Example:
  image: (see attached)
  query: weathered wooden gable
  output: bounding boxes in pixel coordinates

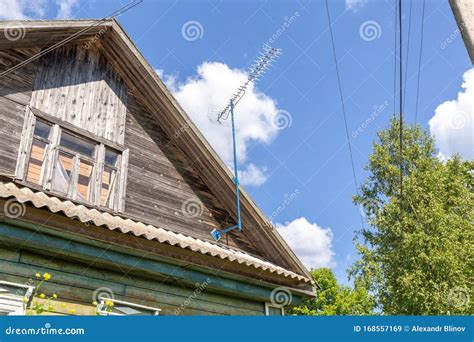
[30,45,127,144]
[0,42,261,256]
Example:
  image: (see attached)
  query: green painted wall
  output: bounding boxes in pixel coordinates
[0,244,265,315]
[0,220,303,315]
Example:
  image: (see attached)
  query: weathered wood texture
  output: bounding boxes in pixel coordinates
[24,43,260,255]
[30,45,127,144]
[0,48,39,176]
[0,244,265,316]
[0,43,266,260]
[124,96,260,254]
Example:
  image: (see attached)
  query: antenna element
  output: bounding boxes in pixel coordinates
[210,45,281,241]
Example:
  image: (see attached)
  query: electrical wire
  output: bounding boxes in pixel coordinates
[414,0,426,125]
[393,0,398,115]
[398,0,404,204]
[324,0,365,228]
[403,0,413,113]
[0,0,142,79]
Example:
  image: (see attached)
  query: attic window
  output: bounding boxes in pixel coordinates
[17,108,129,212]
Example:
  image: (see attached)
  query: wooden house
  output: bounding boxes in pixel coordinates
[0,19,315,316]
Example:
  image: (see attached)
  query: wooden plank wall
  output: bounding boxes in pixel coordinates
[30,45,127,144]
[0,43,262,257]
[0,48,39,175]
[0,244,265,316]
[124,95,260,255]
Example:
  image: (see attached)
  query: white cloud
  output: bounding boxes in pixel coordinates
[276,217,335,270]
[239,163,267,187]
[345,0,369,12]
[0,0,78,20]
[429,67,474,160]
[55,0,79,19]
[162,62,285,187]
[0,0,46,19]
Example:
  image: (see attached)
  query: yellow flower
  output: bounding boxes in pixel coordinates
[92,301,98,306]
[105,300,114,307]
[22,297,28,303]
[35,273,41,278]
[39,293,46,299]
[43,273,51,281]
[69,309,76,314]
[52,294,57,299]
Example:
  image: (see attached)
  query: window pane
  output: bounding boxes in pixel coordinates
[101,166,117,207]
[33,121,51,140]
[76,160,93,201]
[26,138,47,184]
[104,148,119,166]
[268,306,283,316]
[51,152,73,194]
[59,132,95,157]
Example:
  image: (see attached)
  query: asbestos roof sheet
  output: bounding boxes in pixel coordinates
[0,182,312,284]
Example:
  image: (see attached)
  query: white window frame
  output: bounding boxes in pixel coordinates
[265,302,285,316]
[16,107,129,212]
[97,298,161,316]
[0,281,34,316]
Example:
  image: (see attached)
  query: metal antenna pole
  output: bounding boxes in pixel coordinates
[210,46,281,242]
[229,99,242,231]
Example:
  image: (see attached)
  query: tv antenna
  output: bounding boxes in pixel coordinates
[211,44,282,242]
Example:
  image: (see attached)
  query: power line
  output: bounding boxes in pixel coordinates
[324,0,365,228]
[0,0,142,79]
[403,0,413,113]
[398,0,404,204]
[393,0,398,115]
[414,0,426,125]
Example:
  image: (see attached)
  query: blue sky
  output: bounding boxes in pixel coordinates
[2,0,472,284]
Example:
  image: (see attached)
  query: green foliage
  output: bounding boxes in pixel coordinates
[351,116,473,315]
[289,268,375,315]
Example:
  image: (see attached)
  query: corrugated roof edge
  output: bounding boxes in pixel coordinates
[0,181,313,285]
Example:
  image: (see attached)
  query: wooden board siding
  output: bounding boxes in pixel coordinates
[0,245,265,316]
[30,45,127,144]
[0,44,262,256]
[0,48,39,176]
[124,95,261,255]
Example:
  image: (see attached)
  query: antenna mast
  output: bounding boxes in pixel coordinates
[211,45,281,242]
